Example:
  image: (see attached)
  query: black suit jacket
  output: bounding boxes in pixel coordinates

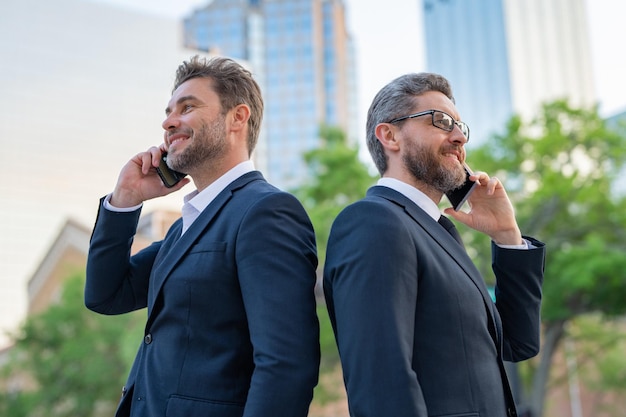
[85,171,320,417]
[323,186,545,417]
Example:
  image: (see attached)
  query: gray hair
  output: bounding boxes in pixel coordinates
[366,73,455,175]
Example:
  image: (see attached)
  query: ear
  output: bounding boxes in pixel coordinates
[375,123,400,151]
[229,104,250,132]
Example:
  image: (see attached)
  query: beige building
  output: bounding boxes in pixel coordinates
[25,210,182,316]
[0,209,179,400]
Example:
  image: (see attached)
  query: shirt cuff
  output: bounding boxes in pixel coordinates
[103,193,143,212]
[495,238,533,250]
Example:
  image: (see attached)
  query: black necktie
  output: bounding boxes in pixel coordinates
[438,215,464,248]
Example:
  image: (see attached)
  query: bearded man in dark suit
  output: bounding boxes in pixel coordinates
[324,72,545,417]
[85,56,319,417]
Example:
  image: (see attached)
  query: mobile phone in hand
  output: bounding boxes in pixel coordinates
[156,152,186,188]
[445,163,477,211]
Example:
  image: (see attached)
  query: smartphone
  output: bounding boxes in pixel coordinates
[156,152,186,188]
[445,163,477,211]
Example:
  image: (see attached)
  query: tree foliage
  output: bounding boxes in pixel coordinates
[0,275,143,417]
[466,100,626,417]
[294,124,377,260]
[570,316,626,394]
[295,125,375,415]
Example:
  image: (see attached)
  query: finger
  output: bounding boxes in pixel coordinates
[469,171,489,186]
[443,207,471,226]
[487,176,500,195]
[170,177,191,192]
[146,146,163,169]
[139,152,155,175]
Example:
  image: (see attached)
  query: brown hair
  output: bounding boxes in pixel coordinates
[174,56,264,155]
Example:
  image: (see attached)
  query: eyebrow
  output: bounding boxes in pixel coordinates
[165,95,201,115]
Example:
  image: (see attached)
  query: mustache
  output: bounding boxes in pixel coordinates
[167,128,193,140]
[441,145,463,154]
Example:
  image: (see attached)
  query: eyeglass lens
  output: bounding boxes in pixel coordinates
[434,111,469,139]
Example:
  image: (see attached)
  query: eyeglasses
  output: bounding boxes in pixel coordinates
[388,110,470,141]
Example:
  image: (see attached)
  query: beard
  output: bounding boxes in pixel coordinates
[402,142,466,193]
[167,116,227,174]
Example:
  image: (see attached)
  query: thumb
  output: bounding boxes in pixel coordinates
[443,207,470,226]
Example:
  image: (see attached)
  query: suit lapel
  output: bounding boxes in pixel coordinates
[368,186,497,324]
[146,171,263,322]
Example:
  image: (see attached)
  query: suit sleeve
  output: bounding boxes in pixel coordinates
[323,201,428,417]
[84,197,160,315]
[493,236,546,361]
[236,191,320,417]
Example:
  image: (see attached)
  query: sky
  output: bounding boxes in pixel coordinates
[93,0,626,120]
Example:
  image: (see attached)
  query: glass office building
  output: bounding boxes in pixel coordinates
[184,0,357,190]
[423,0,595,145]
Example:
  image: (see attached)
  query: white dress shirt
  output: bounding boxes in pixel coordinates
[377,177,529,250]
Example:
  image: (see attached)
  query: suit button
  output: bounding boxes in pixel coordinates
[144,334,152,344]
[507,407,517,417]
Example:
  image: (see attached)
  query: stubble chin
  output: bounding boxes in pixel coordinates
[171,121,227,174]
[166,146,189,173]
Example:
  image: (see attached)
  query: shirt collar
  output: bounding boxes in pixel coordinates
[184,160,255,213]
[377,177,441,221]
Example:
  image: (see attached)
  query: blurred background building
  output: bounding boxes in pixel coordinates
[423,0,595,144]
[183,0,358,189]
[0,0,211,348]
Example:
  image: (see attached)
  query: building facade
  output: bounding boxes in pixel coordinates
[183,0,357,190]
[0,0,210,349]
[423,0,595,144]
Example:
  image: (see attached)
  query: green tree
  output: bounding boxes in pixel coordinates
[294,124,377,261]
[294,125,376,416]
[566,315,626,417]
[0,274,143,417]
[466,100,626,417]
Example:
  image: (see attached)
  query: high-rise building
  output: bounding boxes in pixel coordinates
[183,0,357,189]
[423,0,595,144]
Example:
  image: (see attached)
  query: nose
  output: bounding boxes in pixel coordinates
[162,112,180,131]
[450,124,468,145]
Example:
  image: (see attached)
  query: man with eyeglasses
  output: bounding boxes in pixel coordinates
[323,73,545,417]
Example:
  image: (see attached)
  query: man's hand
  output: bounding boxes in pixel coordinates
[110,145,190,208]
[444,172,523,245]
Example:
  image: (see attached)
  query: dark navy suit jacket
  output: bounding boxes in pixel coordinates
[86,171,320,417]
[323,186,545,417]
